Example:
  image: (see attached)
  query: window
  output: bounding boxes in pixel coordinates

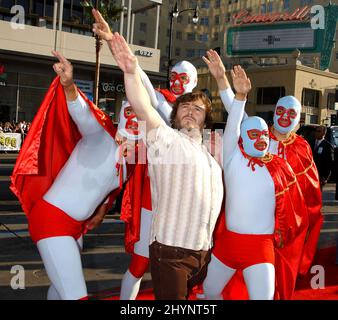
[216,0,221,8]
[186,49,195,58]
[175,48,181,56]
[225,13,231,22]
[187,33,196,41]
[198,49,206,57]
[177,16,183,23]
[201,1,209,9]
[189,0,197,7]
[327,93,336,110]
[140,22,147,32]
[336,52,338,60]
[302,88,320,108]
[267,2,273,12]
[213,32,219,41]
[139,40,146,46]
[200,17,209,26]
[215,15,220,25]
[176,31,182,40]
[257,87,286,105]
[284,0,290,10]
[310,115,318,124]
[199,34,208,42]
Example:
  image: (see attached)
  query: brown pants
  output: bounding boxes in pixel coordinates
[149,241,211,300]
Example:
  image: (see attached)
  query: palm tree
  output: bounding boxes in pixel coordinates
[81,0,122,106]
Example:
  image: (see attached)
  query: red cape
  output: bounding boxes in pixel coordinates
[120,161,151,253]
[218,154,308,300]
[269,130,323,275]
[10,76,119,216]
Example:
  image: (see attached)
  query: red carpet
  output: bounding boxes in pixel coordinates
[92,247,338,300]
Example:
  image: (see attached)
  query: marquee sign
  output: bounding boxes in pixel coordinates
[227,23,322,56]
[233,6,311,26]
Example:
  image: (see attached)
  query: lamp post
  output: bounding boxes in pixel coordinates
[167,1,199,88]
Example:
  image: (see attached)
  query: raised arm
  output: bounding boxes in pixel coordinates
[108,33,163,133]
[203,50,248,121]
[92,9,169,126]
[223,66,252,165]
[52,51,103,136]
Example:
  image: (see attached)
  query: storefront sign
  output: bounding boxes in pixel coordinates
[233,6,311,26]
[0,133,22,151]
[135,49,154,58]
[101,82,125,93]
[74,79,93,94]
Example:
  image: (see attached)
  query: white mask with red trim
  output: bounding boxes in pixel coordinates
[240,117,270,158]
[169,61,198,97]
[117,101,142,141]
[273,96,301,134]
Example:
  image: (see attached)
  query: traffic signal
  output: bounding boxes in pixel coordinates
[331,114,337,126]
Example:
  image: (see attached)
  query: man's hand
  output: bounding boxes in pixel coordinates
[92,9,113,41]
[231,65,251,100]
[52,51,77,101]
[85,203,108,231]
[202,50,226,80]
[202,50,230,90]
[109,33,138,74]
[52,51,74,87]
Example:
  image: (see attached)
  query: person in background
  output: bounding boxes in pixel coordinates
[311,125,334,190]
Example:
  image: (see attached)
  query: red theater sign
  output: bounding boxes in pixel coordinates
[233,6,311,25]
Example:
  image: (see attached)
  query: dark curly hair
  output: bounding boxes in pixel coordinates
[170,91,213,130]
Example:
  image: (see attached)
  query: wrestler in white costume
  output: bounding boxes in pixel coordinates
[115,101,154,300]
[37,52,126,300]
[137,61,198,124]
[91,9,199,300]
[202,66,277,300]
[203,49,302,158]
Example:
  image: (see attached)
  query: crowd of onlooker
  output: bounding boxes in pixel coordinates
[0,121,31,136]
[0,121,31,152]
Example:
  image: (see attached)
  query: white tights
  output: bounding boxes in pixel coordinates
[38,236,86,300]
[203,254,275,300]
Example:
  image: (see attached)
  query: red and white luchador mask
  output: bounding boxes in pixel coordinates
[240,116,269,158]
[169,61,197,97]
[117,101,142,141]
[273,96,302,134]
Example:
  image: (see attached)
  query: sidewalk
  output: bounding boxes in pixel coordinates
[0,184,337,300]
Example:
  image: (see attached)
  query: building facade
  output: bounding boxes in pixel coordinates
[0,0,164,123]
